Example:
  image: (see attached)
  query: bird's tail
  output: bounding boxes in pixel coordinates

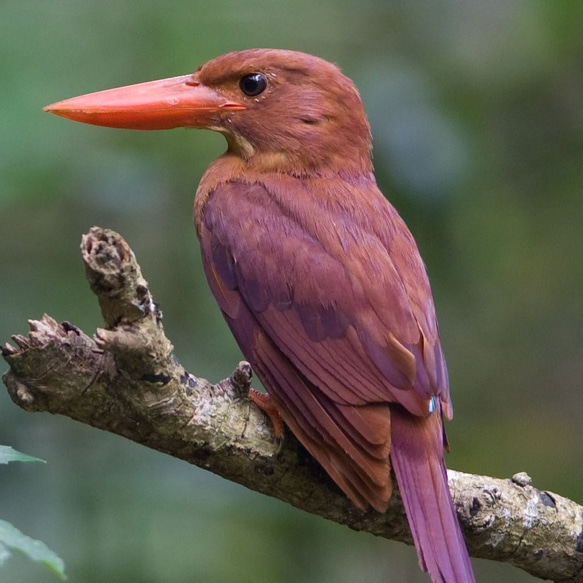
[390,406,475,583]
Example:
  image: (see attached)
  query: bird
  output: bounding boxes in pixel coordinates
[44,48,475,582]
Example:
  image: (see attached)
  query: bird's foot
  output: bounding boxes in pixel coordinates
[248,388,285,441]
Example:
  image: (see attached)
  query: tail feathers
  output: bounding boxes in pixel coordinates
[390,407,475,583]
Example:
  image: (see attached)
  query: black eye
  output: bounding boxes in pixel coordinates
[239,73,267,97]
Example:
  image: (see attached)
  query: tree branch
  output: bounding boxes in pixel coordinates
[2,227,582,582]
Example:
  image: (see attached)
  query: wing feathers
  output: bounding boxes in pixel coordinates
[253,330,392,510]
[198,175,452,513]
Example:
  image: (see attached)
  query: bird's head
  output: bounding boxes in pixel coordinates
[44,49,372,175]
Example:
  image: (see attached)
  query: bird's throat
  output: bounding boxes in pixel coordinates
[221,130,256,160]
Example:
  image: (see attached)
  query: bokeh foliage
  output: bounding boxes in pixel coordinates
[1,1,582,581]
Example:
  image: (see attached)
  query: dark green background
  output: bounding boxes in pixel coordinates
[1,1,582,581]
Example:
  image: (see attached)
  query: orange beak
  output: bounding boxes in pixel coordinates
[43,74,245,130]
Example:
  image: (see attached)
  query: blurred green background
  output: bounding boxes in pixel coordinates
[1,1,582,581]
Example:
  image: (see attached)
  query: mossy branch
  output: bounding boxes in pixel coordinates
[3,227,582,582]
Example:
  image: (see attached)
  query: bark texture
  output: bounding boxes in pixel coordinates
[2,227,582,582]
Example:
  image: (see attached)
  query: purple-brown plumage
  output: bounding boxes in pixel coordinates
[44,48,475,583]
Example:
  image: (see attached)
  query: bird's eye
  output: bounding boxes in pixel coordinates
[239,73,267,97]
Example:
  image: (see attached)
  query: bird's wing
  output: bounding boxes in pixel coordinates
[199,177,450,411]
[197,177,449,510]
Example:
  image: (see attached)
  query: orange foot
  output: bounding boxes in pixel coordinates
[248,389,285,439]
